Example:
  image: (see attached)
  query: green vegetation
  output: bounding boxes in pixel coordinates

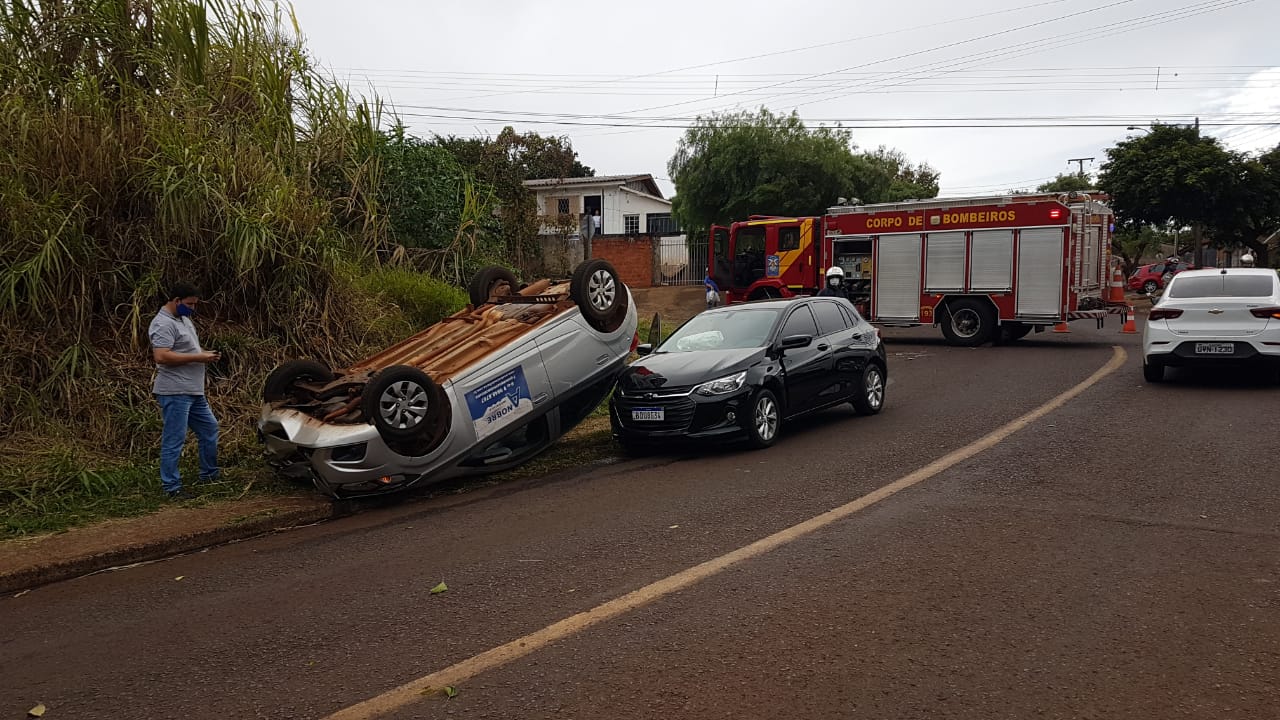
[667,108,939,232]
[1099,125,1280,267]
[0,0,493,536]
[1037,174,1095,193]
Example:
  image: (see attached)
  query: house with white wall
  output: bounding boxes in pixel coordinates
[523,174,680,237]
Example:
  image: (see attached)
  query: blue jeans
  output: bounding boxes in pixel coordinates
[157,394,220,493]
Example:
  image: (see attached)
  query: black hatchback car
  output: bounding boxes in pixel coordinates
[609,297,887,451]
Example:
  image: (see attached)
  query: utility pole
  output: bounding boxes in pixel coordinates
[1067,157,1095,180]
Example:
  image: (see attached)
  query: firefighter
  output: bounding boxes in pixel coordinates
[817,266,846,297]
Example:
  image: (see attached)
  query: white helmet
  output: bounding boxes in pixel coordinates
[826,266,845,281]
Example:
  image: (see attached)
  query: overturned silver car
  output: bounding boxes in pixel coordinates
[257,259,637,497]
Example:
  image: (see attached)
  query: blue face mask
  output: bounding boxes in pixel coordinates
[176,302,195,318]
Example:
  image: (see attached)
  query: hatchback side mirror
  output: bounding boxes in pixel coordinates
[778,334,813,350]
[635,343,653,356]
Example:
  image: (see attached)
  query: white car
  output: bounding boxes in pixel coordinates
[1142,267,1280,383]
[257,260,638,497]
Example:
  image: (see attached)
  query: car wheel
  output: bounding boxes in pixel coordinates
[263,359,334,402]
[1142,280,1159,295]
[361,365,451,451]
[940,299,996,347]
[468,266,519,307]
[851,362,886,415]
[571,259,628,332]
[745,388,781,449]
[1143,360,1166,383]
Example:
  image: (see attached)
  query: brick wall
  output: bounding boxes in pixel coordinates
[591,235,654,288]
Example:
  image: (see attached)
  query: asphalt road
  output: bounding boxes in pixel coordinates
[3,323,1278,719]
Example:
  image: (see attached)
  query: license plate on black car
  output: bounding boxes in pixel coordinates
[631,407,664,421]
[1194,343,1234,355]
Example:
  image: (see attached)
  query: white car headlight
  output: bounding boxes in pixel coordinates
[693,371,747,396]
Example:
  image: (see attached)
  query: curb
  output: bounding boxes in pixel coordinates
[0,502,350,595]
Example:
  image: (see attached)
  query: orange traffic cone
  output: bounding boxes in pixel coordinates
[1052,320,1071,333]
[1121,306,1137,334]
[1108,264,1127,303]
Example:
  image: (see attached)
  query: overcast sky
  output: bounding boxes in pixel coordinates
[293,0,1279,200]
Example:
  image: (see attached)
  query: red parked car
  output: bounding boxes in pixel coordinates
[1128,260,1199,294]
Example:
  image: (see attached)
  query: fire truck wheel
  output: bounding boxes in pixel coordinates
[850,362,886,416]
[468,266,519,306]
[263,359,335,402]
[745,388,781,449]
[940,299,997,347]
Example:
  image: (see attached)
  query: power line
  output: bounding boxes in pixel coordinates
[335,0,1084,104]
[391,111,1280,130]
[566,0,1255,139]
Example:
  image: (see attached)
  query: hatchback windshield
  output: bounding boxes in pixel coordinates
[658,308,780,352]
[1168,274,1277,299]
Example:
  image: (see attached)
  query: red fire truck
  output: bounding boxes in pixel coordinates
[707,192,1127,345]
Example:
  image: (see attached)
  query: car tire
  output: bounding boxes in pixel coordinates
[851,362,886,415]
[571,259,628,332]
[263,359,334,402]
[361,365,451,451]
[1143,280,1159,295]
[745,388,781,449]
[940,299,996,347]
[1143,360,1166,383]
[468,266,519,307]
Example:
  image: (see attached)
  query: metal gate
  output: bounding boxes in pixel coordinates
[656,235,707,286]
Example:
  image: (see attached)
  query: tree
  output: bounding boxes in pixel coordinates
[1097,125,1237,238]
[863,147,941,202]
[667,108,938,231]
[1209,144,1280,267]
[435,127,593,269]
[1037,174,1094,193]
[1111,224,1174,276]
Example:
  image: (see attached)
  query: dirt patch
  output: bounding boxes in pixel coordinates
[630,286,706,331]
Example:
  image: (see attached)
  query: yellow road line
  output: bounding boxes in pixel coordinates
[326,345,1128,720]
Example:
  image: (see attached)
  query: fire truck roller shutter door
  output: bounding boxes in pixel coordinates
[970,230,1014,292]
[1017,228,1065,318]
[924,232,966,292]
[876,234,923,320]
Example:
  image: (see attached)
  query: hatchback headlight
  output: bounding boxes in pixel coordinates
[693,371,747,396]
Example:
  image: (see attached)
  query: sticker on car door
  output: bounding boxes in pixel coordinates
[465,366,534,441]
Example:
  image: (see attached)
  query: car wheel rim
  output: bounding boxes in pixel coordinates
[379,380,430,429]
[952,308,981,338]
[755,395,778,441]
[588,269,616,312]
[865,369,884,409]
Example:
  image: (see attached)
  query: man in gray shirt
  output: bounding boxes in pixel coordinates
[148,282,222,500]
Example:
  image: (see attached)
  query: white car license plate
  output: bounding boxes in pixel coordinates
[1194,343,1235,355]
[631,407,665,421]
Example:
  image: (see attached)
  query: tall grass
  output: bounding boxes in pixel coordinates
[0,0,471,532]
